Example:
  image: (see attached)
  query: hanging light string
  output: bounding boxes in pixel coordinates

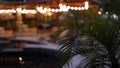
[37,1,89,13]
[0,1,89,14]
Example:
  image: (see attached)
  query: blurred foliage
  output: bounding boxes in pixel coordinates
[98,0,120,15]
[57,8,120,68]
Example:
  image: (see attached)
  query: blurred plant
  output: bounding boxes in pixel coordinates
[57,8,120,68]
[94,0,120,15]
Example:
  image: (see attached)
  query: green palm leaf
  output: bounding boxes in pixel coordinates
[58,8,120,68]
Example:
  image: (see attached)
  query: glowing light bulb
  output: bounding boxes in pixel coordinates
[70,7,74,10]
[55,9,59,12]
[98,11,102,15]
[19,57,22,61]
[106,12,109,15]
[51,9,55,12]
[0,10,4,13]
[48,8,52,12]
[16,8,22,12]
[78,7,81,10]
[74,7,78,10]
[85,1,89,10]
[81,7,85,10]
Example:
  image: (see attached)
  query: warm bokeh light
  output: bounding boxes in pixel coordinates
[98,11,102,15]
[46,12,52,16]
[81,7,85,10]
[19,57,23,61]
[51,9,55,12]
[74,7,78,10]
[85,1,89,10]
[0,9,16,13]
[59,4,69,12]
[0,1,89,14]
[78,7,81,10]
[55,9,59,12]
[37,6,47,14]
[16,8,37,14]
[47,8,52,12]
[105,12,109,15]
[37,1,89,13]
[16,8,22,13]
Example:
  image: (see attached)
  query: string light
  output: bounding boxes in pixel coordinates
[0,1,89,14]
[78,7,81,10]
[85,1,89,10]
[37,1,89,13]
[0,9,16,13]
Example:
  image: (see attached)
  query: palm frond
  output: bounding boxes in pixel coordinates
[59,32,78,67]
[58,8,120,68]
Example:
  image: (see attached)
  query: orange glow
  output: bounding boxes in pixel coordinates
[98,11,102,15]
